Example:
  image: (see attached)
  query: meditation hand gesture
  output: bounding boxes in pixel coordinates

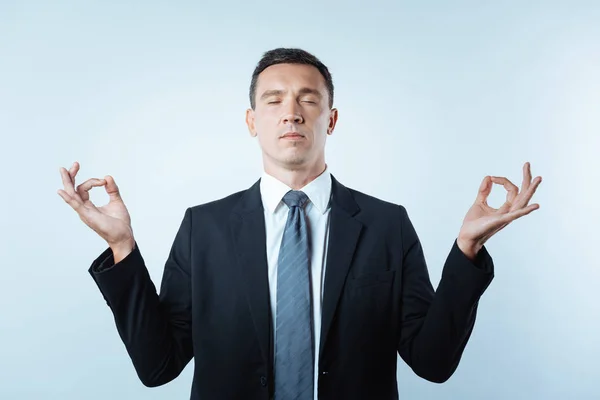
[457,162,542,260]
[57,161,135,261]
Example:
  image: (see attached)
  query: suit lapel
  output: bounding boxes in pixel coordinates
[229,179,271,365]
[228,175,364,368]
[319,175,363,362]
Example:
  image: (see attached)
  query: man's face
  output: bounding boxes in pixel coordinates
[246,63,338,170]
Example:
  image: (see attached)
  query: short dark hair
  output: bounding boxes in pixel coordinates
[249,48,334,110]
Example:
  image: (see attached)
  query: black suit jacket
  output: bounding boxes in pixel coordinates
[89,175,494,400]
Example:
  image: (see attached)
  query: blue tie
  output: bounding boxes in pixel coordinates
[274,190,314,400]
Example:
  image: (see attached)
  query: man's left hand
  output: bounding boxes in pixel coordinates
[457,162,542,261]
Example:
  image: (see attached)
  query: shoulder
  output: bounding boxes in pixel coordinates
[344,186,408,217]
[185,188,247,219]
[193,189,246,210]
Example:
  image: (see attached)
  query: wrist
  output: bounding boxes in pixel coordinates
[110,239,135,263]
[457,237,480,261]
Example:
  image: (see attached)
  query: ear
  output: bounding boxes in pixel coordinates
[327,108,338,135]
[246,108,257,137]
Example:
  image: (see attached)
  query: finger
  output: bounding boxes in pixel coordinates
[490,176,519,204]
[513,175,543,209]
[59,167,79,197]
[57,188,85,213]
[59,167,73,192]
[498,203,540,224]
[475,176,493,205]
[521,162,532,193]
[104,175,123,202]
[69,161,80,181]
[76,178,107,202]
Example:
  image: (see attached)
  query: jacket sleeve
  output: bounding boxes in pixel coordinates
[88,207,193,387]
[396,205,494,383]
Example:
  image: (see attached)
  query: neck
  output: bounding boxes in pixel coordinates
[264,160,327,190]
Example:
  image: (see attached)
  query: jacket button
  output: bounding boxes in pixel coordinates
[260,376,268,387]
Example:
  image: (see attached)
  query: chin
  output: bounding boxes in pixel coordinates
[280,153,311,167]
[263,147,312,168]
[278,155,305,166]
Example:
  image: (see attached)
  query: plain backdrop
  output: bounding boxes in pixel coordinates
[1,0,599,399]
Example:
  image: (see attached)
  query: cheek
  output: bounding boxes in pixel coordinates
[254,111,278,131]
[313,114,331,133]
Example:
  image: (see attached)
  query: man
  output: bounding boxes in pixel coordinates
[57,48,542,400]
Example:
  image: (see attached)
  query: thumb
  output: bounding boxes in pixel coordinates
[104,175,122,201]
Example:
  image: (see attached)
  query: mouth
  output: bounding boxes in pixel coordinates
[281,132,305,139]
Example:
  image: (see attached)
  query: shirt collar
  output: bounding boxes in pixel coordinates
[260,165,332,215]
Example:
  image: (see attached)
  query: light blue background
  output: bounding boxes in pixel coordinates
[1,0,599,398]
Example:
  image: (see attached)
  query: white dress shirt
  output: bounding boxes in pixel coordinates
[260,165,332,400]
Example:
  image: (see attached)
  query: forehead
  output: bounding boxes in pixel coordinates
[256,63,327,93]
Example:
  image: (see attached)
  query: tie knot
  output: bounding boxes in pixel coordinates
[282,190,309,208]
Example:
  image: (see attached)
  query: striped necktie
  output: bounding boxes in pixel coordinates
[274,190,314,400]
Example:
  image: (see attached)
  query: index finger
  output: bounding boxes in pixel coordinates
[490,176,519,203]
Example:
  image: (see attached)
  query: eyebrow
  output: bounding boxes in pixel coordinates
[259,87,323,101]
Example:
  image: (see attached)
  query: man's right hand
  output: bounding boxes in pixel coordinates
[58,161,135,263]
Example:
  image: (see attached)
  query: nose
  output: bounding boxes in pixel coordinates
[282,113,303,124]
[281,103,304,124]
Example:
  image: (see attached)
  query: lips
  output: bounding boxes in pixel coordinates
[281,132,304,138]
